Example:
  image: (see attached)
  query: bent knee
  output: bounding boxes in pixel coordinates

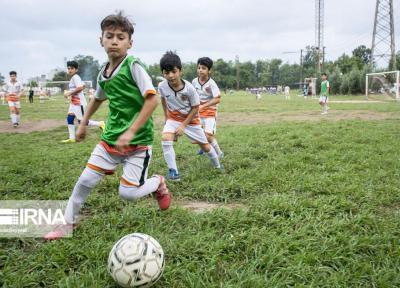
[119,184,139,201]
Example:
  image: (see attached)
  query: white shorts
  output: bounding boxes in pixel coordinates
[162,119,208,144]
[200,117,217,135]
[87,144,152,187]
[319,96,329,103]
[68,104,85,120]
[8,101,21,109]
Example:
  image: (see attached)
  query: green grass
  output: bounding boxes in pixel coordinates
[1,92,400,287]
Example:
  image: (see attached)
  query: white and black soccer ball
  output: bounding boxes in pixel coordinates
[108,233,165,287]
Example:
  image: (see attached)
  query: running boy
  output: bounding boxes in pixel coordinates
[4,71,24,127]
[44,12,171,240]
[192,57,224,158]
[319,73,330,115]
[62,60,105,143]
[158,52,223,181]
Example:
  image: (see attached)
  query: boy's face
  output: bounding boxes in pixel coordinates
[162,67,182,86]
[197,64,210,78]
[100,28,132,59]
[322,74,327,80]
[10,75,17,82]
[67,67,77,76]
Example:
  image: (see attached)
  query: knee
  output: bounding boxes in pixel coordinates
[67,114,75,125]
[162,140,173,148]
[119,184,139,201]
[201,143,211,153]
[77,168,102,188]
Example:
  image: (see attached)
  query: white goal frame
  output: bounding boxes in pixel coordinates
[39,80,93,89]
[365,70,400,100]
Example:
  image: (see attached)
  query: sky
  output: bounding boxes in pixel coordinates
[0,0,399,82]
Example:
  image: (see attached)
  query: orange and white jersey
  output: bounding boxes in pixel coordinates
[5,80,23,102]
[69,74,87,106]
[192,77,220,118]
[158,79,200,125]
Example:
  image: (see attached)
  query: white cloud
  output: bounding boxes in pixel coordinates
[0,0,398,81]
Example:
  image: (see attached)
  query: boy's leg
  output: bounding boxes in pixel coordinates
[184,125,222,169]
[44,144,118,240]
[8,103,17,126]
[161,120,180,178]
[203,117,223,158]
[67,114,76,140]
[119,148,171,210]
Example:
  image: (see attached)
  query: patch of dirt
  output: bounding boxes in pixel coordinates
[217,110,398,125]
[178,201,245,214]
[0,119,65,133]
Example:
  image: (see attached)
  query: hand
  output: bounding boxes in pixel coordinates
[64,90,70,99]
[175,124,185,137]
[76,125,87,142]
[199,105,205,112]
[116,130,135,152]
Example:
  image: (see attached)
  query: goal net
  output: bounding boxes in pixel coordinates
[366,71,400,101]
[38,81,93,96]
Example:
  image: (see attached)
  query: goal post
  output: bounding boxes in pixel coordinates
[366,70,400,100]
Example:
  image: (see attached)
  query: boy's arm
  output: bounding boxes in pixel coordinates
[161,97,168,121]
[200,96,220,110]
[175,105,199,137]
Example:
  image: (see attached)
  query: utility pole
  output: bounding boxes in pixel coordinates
[371,0,396,70]
[315,0,324,75]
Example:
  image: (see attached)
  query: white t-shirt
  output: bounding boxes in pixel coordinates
[69,74,86,106]
[158,79,200,125]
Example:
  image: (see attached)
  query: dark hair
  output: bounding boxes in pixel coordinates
[160,51,182,72]
[67,61,79,69]
[101,11,135,39]
[321,72,328,77]
[9,71,17,76]
[197,57,213,70]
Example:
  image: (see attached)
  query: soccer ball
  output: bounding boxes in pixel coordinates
[108,233,165,287]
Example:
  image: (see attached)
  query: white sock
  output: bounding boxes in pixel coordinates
[10,114,17,124]
[64,168,103,224]
[162,141,178,172]
[119,176,160,201]
[324,104,328,112]
[68,124,76,140]
[16,114,20,123]
[210,139,223,157]
[207,146,221,168]
[88,120,100,127]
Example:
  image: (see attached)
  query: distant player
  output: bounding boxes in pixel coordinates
[319,73,330,115]
[44,12,171,240]
[158,51,223,181]
[284,85,290,100]
[4,71,24,128]
[39,88,46,104]
[192,57,224,158]
[62,60,105,143]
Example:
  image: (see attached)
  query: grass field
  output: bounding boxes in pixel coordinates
[1,91,400,287]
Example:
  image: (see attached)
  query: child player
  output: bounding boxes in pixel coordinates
[44,12,171,240]
[158,51,223,181]
[319,73,330,115]
[4,71,24,128]
[192,57,224,158]
[61,60,105,143]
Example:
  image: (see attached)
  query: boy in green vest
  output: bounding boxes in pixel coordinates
[319,73,330,115]
[44,12,171,240]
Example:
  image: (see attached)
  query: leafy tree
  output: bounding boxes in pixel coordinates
[73,55,101,88]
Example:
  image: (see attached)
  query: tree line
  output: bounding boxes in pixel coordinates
[3,45,398,95]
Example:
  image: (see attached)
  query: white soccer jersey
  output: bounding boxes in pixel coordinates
[158,79,200,125]
[69,74,86,106]
[5,80,23,101]
[192,77,220,117]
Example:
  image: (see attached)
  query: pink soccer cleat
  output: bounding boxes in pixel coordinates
[43,224,74,241]
[154,175,172,210]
